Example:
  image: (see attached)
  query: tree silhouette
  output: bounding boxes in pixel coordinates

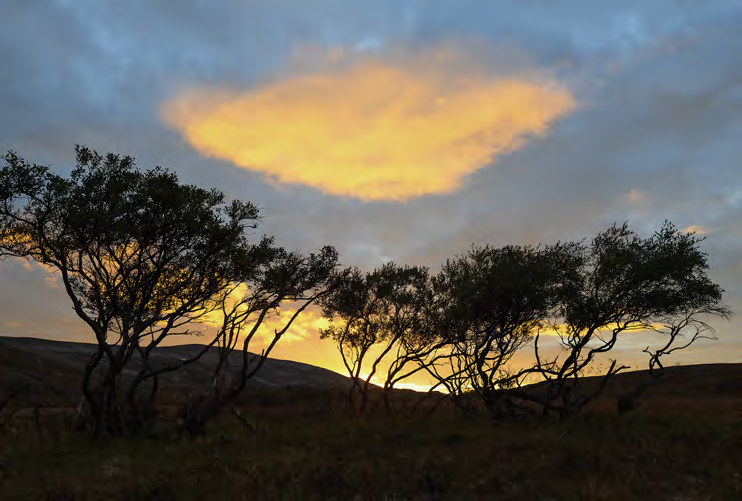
[180,243,338,435]
[319,262,433,412]
[523,222,731,416]
[423,243,568,417]
[0,146,336,435]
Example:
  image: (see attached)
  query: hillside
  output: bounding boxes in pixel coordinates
[559,362,742,420]
[2,337,741,499]
[0,336,351,405]
[1,336,740,419]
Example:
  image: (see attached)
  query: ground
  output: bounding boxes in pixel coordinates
[1,392,740,500]
[1,339,740,499]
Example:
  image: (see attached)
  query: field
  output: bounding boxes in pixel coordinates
[1,389,741,500]
[1,337,741,500]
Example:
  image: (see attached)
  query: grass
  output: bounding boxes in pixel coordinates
[1,394,741,500]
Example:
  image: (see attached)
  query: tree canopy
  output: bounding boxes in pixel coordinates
[320,223,730,418]
[0,146,338,435]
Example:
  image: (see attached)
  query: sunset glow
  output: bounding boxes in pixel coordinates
[681,225,709,235]
[162,46,576,201]
[198,285,330,347]
[254,307,330,345]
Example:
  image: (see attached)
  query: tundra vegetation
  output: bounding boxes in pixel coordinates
[0,146,737,499]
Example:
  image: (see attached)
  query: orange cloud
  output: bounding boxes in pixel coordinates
[198,287,328,347]
[162,45,576,201]
[540,322,666,337]
[12,257,61,288]
[253,307,329,346]
[681,224,709,235]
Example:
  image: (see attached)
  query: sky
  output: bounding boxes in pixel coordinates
[1,0,741,381]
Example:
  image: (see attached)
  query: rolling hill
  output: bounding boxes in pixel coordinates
[0,336,352,406]
[1,336,740,420]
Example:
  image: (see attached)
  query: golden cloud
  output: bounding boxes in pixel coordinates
[681,224,709,235]
[10,257,62,288]
[253,307,330,345]
[198,286,329,347]
[540,322,666,337]
[162,45,576,201]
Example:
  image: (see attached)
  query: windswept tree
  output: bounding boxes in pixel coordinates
[423,244,568,417]
[179,244,339,435]
[526,222,730,416]
[319,262,433,412]
[616,299,730,413]
[0,146,335,435]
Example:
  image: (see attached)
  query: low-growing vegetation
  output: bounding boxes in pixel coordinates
[1,388,740,500]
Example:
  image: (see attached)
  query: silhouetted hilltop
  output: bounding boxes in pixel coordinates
[0,336,351,404]
[579,362,742,419]
[1,336,740,419]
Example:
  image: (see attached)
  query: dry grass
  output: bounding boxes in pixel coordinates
[1,390,740,500]
[1,339,740,499]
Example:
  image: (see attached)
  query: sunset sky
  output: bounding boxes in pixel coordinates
[1,1,741,380]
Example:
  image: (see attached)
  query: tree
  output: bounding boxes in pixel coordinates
[423,244,567,417]
[525,222,731,416]
[319,262,433,412]
[179,243,339,435]
[616,303,729,414]
[0,146,323,435]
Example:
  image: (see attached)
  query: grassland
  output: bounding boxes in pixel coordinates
[1,388,741,501]
[1,338,740,499]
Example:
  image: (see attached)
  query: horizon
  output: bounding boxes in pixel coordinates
[3,334,737,397]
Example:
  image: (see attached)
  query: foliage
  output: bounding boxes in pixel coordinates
[0,146,732,431]
[181,244,339,435]
[424,243,570,416]
[0,146,338,435]
[320,222,730,419]
[526,222,731,416]
[319,262,432,411]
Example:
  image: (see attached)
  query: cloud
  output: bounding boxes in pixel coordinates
[254,307,330,345]
[536,322,666,339]
[162,44,575,201]
[681,224,709,235]
[197,286,329,347]
[8,258,62,288]
[0,257,84,339]
[624,189,646,205]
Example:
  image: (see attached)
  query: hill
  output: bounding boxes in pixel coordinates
[1,336,740,419]
[1,337,741,499]
[558,362,742,420]
[0,336,351,405]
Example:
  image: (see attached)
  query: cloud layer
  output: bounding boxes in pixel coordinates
[163,45,575,200]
